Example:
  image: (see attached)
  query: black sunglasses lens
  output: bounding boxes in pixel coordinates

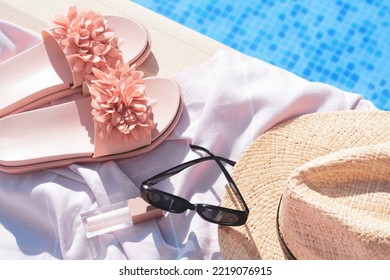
[198,207,244,225]
[142,189,189,213]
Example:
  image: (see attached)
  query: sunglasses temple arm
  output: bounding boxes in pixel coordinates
[216,159,250,213]
[217,156,236,166]
[143,156,232,186]
[191,145,249,213]
[143,160,198,185]
[190,145,235,166]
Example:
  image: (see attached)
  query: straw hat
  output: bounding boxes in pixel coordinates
[218,110,390,260]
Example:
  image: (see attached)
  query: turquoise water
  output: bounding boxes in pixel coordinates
[134,0,390,110]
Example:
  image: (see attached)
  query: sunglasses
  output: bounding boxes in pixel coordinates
[140,144,249,226]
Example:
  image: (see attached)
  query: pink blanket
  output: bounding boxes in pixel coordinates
[0,22,377,259]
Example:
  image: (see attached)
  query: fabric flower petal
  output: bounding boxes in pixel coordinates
[89,62,156,144]
[48,6,124,84]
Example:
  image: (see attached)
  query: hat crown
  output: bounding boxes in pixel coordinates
[279,143,390,260]
[218,110,390,260]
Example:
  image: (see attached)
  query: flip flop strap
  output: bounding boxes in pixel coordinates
[90,63,155,157]
[42,7,156,157]
[41,6,123,89]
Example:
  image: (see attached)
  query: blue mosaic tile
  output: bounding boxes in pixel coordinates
[133,0,390,110]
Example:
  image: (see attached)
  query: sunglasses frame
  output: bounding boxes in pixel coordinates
[140,144,250,226]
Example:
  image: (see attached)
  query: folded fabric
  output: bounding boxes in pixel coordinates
[0,20,40,63]
[0,22,377,259]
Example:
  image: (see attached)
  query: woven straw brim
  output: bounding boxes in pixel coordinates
[218,110,390,260]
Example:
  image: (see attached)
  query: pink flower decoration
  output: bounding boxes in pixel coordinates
[48,6,123,82]
[90,62,156,143]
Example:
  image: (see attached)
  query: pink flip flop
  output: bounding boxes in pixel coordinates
[0,64,183,174]
[0,6,151,118]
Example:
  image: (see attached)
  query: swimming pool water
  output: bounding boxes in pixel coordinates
[133,0,390,110]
